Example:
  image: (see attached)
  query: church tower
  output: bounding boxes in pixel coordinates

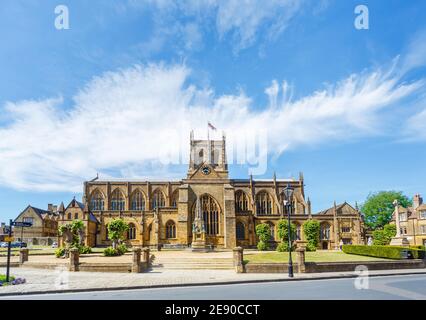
[187,130,228,179]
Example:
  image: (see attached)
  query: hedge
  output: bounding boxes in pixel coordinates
[342,245,425,260]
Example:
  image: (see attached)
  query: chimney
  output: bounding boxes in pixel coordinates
[48,204,53,212]
[52,205,58,213]
[414,194,423,209]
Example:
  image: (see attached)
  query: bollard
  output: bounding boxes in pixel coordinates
[296,247,306,273]
[19,248,29,265]
[132,248,141,273]
[233,247,244,273]
[69,248,79,272]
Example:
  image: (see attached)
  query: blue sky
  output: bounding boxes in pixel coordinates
[1,0,426,222]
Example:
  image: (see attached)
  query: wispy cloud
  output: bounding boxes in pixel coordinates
[126,0,305,54]
[0,54,424,191]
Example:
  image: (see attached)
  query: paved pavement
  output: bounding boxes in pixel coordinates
[5,274,426,300]
[1,265,426,297]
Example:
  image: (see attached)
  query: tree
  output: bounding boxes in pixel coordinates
[373,224,396,245]
[276,220,296,251]
[255,223,270,251]
[361,191,412,229]
[107,219,129,249]
[303,220,320,252]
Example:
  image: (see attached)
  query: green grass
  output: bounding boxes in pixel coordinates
[244,251,392,264]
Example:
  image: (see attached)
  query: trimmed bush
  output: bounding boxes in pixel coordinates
[103,247,121,256]
[276,242,295,252]
[117,244,128,255]
[79,245,92,254]
[342,244,425,260]
[303,220,320,252]
[255,223,271,251]
[277,220,296,243]
[257,241,268,251]
[55,247,66,258]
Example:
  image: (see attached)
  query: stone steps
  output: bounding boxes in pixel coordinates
[150,257,234,270]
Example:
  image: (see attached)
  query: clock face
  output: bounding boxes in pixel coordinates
[201,166,211,175]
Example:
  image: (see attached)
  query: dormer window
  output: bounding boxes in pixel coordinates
[399,213,407,222]
[420,211,426,220]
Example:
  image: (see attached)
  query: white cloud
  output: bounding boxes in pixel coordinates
[0,59,423,192]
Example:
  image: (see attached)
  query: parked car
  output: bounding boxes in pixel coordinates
[51,242,58,248]
[0,242,8,248]
[10,242,27,248]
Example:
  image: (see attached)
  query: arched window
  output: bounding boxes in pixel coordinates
[74,212,78,220]
[127,223,136,240]
[111,189,125,211]
[131,191,145,211]
[256,192,273,215]
[90,190,105,211]
[152,189,165,209]
[266,222,275,240]
[321,223,330,240]
[67,212,72,220]
[192,194,220,235]
[236,222,245,240]
[235,191,249,213]
[171,191,178,208]
[166,221,176,239]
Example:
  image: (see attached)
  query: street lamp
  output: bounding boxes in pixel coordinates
[283,184,294,278]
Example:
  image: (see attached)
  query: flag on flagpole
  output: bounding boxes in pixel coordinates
[208,122,217,131]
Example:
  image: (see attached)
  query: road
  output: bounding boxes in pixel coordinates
[4,274,426,300]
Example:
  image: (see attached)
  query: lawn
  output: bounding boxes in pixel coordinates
[244,250,392,264]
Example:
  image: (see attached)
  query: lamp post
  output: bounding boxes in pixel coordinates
[283,184,294,278]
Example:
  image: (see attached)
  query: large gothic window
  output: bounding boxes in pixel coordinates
[166,220,176,239]
[111,189,125,211]
[193,195,220,236]
[235,191,249,213]
[320,223,330,240]
[90,190,104,211]
[152,189,165,209]
[131,191,145,211]
[127,223,136,240]
[236,222,245,240]
[256,192,273,215]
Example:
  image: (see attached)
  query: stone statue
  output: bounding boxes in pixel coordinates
[61,228,73,258]
[78,228,85,246]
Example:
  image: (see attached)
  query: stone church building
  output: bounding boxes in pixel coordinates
[63,132,366,250]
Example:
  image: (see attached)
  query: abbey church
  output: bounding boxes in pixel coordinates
[14,132,366,250]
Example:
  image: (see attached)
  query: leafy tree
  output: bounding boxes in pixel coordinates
[255,223,270,251]
[373,224,397,245]
[303,220,320,252]
[277,220,296,252]
[107,219,129,249]
[361,191,412,229]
